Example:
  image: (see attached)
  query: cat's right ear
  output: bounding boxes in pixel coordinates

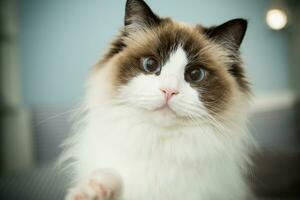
[125,0,160,30]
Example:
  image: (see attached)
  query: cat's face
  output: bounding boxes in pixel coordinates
[94,0,250,126]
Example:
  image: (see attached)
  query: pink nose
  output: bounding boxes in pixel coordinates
[160,88,179,102]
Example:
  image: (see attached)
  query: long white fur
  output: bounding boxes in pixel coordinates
[62,47,254,200]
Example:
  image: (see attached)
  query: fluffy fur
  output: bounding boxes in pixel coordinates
[62,0,256,200]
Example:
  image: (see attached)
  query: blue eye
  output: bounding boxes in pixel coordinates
[142,57,160,74]
[185,67,206,83]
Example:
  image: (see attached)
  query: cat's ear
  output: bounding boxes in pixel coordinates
[125,0,160,30]
[204,19,247,50]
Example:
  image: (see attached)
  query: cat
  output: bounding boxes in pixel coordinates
[62,0,255,199]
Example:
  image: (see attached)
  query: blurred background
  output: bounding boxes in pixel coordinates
[1,0,300,199]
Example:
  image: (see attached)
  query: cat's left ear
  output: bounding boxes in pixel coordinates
[204,18,248,50]
[125,0,160,30]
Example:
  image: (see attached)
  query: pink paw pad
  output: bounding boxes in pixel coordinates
[65,170,122,200]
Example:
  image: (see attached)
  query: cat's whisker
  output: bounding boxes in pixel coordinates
[173,101,230,133]
[35,106,87,127]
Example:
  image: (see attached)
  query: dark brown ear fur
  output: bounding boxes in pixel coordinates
[101,0,160,63]
[203,18,247,50]
[201,19,249,91]
[125,0,161,28]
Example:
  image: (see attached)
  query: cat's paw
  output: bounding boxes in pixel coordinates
[65,170,122,200]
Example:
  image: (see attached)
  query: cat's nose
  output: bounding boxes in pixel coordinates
[160,88,179,102]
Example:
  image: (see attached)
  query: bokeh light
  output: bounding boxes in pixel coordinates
[266,9,288,30]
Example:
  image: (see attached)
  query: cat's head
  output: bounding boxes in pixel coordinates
[91,0,250,126]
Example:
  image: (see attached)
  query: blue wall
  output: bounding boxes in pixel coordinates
[19,0,291,106]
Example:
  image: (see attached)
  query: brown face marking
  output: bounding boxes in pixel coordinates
[101,31,128,64]
[96,0,250,117]
[191,67,234,115]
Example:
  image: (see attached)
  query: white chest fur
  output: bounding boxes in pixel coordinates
[66,105,251,200]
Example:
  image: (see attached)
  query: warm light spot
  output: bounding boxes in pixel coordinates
[266,9,288,30]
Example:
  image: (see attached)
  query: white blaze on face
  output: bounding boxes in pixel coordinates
[118,46,208,119]
[159,47,188,90]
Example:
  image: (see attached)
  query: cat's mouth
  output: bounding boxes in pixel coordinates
[153,103,177,115]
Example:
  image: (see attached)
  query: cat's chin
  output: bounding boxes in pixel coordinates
[153,104,176,115]
[150,113,178,127]
[139,105,184,127]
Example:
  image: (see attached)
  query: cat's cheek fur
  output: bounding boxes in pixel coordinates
[118,74,165,111]
[117,73,209,126]
[85,59,120,108]
[169,85,209,118]
[118,77,177,126]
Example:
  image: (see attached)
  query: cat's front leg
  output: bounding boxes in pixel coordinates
[65,170,122,200]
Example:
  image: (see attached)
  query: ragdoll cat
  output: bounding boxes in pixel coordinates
[63,0,255,199]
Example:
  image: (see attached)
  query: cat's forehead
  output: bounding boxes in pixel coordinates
[161,46,188,75]
[123,19,222,69]
[132,21,201,50]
